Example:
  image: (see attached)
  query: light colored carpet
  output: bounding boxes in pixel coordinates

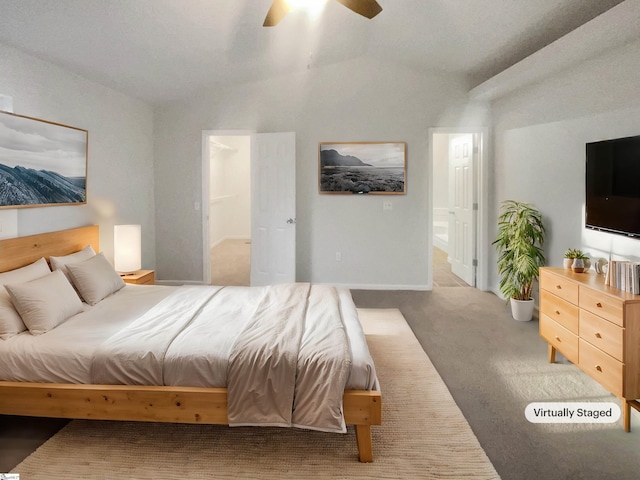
[12,309,499,479]
[210,239,250,286]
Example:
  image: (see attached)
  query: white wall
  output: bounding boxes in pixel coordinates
[0,43,156,267]
[432,135,449,212]
[432,134,449,252]
[209,141,227,245]
[490,38,640,293]
[209,135,251,246]
[155,56,472,287]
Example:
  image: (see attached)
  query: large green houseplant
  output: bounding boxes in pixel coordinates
[493,200,546,321]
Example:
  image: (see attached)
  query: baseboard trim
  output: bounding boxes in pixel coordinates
[210,235,251,249]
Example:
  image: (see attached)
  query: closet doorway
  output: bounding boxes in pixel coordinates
[206,133,252,286]
[201,130,297,287]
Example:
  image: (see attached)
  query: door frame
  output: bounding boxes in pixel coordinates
[201,129,255,284]
[428,127,489,291]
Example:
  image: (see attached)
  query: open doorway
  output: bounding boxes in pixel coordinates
[201,131,297,287]
[429,128,488,290]
[204,133,252,286]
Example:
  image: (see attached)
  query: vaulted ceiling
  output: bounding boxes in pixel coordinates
[0,0,625,104]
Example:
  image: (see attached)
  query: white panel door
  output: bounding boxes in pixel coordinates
[250,132,296,286]
[448,134,476,286]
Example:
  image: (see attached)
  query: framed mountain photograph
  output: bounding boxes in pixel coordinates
[0,111,88,209]
[319,142,406,194]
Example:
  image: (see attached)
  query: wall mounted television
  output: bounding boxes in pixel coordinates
[585,135,640,237]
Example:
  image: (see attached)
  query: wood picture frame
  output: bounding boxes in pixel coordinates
[319,142,406,195]
[0,111,88,209]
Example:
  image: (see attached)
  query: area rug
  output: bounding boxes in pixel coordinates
[12,308,499,479]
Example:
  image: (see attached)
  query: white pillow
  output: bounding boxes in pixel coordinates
[0,257,51,339]
[66,252,126,306]
[50,245,96,282]
[5,270,83,335]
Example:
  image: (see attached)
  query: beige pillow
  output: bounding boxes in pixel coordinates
[0,257,51,339]
[66,252,126,306]
[5,270,83,335]
[50,245,96,282]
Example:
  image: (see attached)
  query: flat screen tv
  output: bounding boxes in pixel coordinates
[585,135,640,237]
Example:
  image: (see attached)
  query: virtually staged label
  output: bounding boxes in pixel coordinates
[525,402,621,423]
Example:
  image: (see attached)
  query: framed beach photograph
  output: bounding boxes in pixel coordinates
[0,111,88,209]
[319,142,406,194]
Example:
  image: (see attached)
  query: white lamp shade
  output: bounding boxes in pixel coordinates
[114,225,141,272]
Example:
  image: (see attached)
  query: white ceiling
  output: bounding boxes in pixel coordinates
[0,0,625,105]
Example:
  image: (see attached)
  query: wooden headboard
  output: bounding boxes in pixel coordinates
[0,225,99,273]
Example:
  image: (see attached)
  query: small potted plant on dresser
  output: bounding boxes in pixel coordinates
[563,248,578,269]
[493,200,546,321]
[563,248,591,271]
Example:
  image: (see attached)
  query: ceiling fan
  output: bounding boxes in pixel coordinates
[263,0,382,27]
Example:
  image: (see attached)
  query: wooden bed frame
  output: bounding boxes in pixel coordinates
[0,226,382,462]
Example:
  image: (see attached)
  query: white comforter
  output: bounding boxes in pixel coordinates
[0,283,378,433]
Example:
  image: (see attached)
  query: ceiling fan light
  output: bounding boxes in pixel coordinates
[284,0,327,10]
[264,0,381,27]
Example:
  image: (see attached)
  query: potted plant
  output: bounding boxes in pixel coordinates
[563,248,590,271]
[493,200,546,321]
[563,248,579,269]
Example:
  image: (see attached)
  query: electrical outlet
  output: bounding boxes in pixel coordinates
[383,201,392,211]
[335,252,342,262]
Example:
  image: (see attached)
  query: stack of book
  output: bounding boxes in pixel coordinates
[604,260,640,295]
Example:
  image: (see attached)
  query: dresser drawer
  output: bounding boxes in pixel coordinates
[540,314,579,364]
[579,286,624,327]
[579,309,624,362]
[540,269,579,304]
[579,339,623,396]
[540,289,579,334]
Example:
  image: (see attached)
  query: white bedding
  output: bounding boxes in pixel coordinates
[0,284,172,383]
[0,284,378,393]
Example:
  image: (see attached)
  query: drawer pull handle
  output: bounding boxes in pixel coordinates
[555,285,562,290]
[555,336,561,342]
[596,302,603,308]
[595,332,602,339]
[555,310,560,315]
[595,365,602,372]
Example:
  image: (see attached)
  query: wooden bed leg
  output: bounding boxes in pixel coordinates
[355,425,373,463]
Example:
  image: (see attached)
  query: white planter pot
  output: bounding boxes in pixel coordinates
[510,298,535,322]
[572,258,585,273]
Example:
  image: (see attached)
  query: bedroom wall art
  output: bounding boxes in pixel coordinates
[0,110,88,209]
[318,142,406,194]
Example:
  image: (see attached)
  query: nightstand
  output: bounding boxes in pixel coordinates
[121,269,155,285]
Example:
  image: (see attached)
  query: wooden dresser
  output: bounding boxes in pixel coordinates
[539,267,640,431]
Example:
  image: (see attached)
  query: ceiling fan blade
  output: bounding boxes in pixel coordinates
[334,0,383,19]
[263,0,291,27]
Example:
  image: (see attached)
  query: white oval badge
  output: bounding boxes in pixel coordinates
[525,402,621,423]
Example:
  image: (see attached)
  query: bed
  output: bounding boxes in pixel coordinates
[0,226,382,462]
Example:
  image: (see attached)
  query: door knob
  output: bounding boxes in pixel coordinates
[286,218,296,224]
